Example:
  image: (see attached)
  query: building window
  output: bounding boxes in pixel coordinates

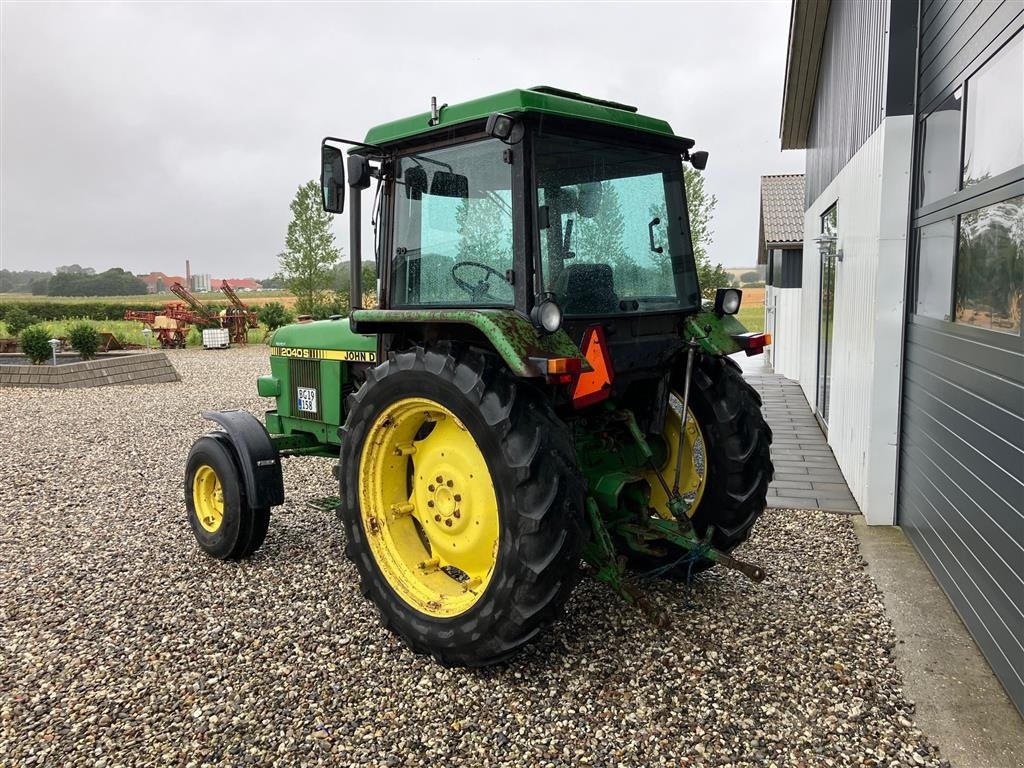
[954,195,1023,334]
[917,89,961,208]
[962,34,1024,189]
[769,248,803,289]
[915,219,956,320]
[912,29,1024,337]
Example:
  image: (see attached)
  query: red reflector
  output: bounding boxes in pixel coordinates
[546,357,583,375]
[733,332,770,357]
[572,325,614,408]
[547,373,574,385]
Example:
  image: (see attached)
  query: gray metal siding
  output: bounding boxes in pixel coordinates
[898,320,1024,711]
[900,0,1024,714]
[918,0,1024,113]
[805,0,890,206]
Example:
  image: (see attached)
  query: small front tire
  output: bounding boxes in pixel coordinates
[185,435,270,560]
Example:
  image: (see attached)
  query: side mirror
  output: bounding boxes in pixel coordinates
[321,145,345,213]
[689,150,709,171]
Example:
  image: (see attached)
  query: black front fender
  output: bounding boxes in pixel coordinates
[201,410,285,508]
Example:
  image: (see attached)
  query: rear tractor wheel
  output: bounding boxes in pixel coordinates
[339,347,586,667]
[634,354,773,577]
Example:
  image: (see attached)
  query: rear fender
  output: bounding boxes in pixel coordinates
[683,310,749,357]
[201,410,285,508]
[351,308,587,377]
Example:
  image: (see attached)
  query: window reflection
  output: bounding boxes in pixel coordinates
[962,33,1024,188]
[916,219,956,320]
[918,89,962,207]
[954,195,1023,334]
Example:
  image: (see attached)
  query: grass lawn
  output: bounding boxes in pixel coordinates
[737,304,764,333]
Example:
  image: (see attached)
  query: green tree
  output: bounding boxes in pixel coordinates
[452,196,514,302]
[573,182,627,267]
[279,180,341,316]
[455,197,513,268]
[684,167,731,298]
[257,302,295,331]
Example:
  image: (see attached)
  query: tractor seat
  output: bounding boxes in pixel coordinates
[558,263,618,315]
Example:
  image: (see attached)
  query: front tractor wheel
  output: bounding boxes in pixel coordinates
[340,347,586,667]
[185,436,270,560]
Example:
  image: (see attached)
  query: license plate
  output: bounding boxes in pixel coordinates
[296,387,318,413]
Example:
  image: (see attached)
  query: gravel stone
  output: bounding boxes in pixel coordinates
[0,347,950,767]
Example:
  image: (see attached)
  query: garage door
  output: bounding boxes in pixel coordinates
[899,1,1023,714]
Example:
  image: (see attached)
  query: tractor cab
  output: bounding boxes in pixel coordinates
[321,87,758,406]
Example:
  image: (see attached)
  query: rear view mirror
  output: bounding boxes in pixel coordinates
[321,145,345,213]
[577,182,603,218]
[430,171,469,199]
[689,150,709,171]
[404,166,428,200]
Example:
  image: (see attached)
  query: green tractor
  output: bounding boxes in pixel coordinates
[184,87,774,666]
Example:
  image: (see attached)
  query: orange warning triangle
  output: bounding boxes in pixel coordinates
[572,325,614,408]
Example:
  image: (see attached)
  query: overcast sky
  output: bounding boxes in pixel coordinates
[1,1,804,278]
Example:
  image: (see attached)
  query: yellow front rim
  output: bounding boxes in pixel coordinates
[358,397,500,619]
[193,465,225,533]
[644,394,708,519]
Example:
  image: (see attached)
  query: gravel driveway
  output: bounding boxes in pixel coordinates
[1,347,948,767]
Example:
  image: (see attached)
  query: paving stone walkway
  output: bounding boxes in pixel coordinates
[733,354,860,514]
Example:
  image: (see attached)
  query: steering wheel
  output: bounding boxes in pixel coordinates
[451,261,511,302]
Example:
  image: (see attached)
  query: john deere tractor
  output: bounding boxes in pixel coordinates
[184,87,773,666]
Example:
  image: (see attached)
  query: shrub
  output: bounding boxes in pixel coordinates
[20,325,53,364]
[740,271,762,284]
[257,302,295,331]
[67,323,101,360]
[4,306,35,336]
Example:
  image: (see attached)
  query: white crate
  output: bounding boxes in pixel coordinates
[202,328,230,349]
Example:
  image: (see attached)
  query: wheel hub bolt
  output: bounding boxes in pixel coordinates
[444,519,453,527]
[454,494,462,502]
[453,510,461,519]
[436,475,443,483]
[427,500,434,508]
[434,514,441,522]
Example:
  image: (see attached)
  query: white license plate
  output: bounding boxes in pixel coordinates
[296,387,318,413]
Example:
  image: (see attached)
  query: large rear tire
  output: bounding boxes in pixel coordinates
[339,346,586,667]
[630,354,773,577]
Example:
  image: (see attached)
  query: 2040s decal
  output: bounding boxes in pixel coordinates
[272,347,378,363]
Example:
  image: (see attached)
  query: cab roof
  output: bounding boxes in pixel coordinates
[363,86,692,148]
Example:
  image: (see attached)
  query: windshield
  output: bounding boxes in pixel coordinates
[534,132,700,315]
[391,139,515,308]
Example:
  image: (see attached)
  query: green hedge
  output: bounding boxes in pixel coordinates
[0,300,233,323]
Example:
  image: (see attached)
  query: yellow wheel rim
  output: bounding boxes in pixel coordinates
[358,397,500,619]
[644,393,708,519]
[193,464,225,533]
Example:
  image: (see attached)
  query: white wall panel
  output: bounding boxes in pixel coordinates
[765,286,802,379]
[796,116,912,524]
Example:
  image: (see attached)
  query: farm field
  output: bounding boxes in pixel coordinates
[737,286,765,333]
[0,290,296,307]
